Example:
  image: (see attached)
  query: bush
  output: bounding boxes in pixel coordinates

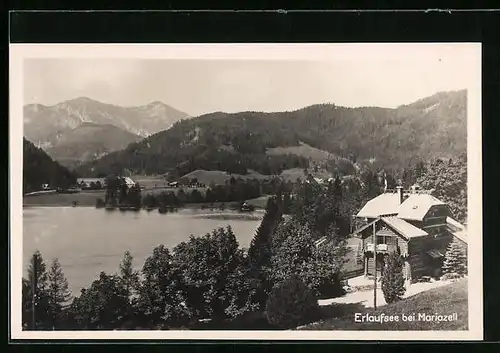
[441,272,462,281]
[442,240,467,277]
[265,275,318,329]
[381,252,406,304]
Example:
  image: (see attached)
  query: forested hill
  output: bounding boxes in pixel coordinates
[23,138,77,193]
[75,90,466,178]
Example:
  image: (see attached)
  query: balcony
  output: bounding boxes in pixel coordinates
[365,243,394,253]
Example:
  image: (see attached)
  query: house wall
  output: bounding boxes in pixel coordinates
[407,237,427,279]
[359,219,457,280]
[422,205,451,229]
[365,252,386,276]
[397,237,409,256]
[407,232,454,279]
[362,224,406,276]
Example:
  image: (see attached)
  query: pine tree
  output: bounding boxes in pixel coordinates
[381,252,406,304]
[119,251,139,299]
[23,251,50,330]
[248,197,281,270]
[118,251,140,327]
[47,259,72,329]
[416,157,467,223]
[247,197,282,307]
[442,240,467,277]
[317,177,342,237]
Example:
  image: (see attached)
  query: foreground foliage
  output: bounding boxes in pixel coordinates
[22,153,468,329]
[265,275,318,329]
[442,240,468,278]
[381,252,406,304]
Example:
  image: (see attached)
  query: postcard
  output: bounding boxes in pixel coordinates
[10,43,482,341]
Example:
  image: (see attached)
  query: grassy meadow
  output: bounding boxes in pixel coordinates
[299,278,468,331]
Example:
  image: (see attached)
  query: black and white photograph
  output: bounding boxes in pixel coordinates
[9,43,482,340]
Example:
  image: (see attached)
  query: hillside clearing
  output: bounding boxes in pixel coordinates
[181,169,269,186]
[266,142,336,161]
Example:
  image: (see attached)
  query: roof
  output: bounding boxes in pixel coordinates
[353,216,428,240]
[396,194,446,221]
[381,216,428,239]
[356,193,401,218]
[123,177,136,185]
[446,217,468,244]
[356,192,448,221]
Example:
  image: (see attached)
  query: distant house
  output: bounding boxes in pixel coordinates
[351,185,467,282]
[240,202,255,212]
[123,177,136,188]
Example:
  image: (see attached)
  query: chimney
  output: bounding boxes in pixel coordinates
[396,185,404,204]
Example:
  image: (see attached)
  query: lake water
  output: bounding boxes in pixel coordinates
[22,207,263,295]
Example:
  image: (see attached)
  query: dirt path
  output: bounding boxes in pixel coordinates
[318,275,454,308]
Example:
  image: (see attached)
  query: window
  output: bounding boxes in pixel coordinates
[376,235,394,244]
[427,228,443,237]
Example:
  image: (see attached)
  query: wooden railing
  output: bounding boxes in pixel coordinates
[364,243,397,253]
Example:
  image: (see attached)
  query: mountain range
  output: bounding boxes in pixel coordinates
[73,89,467,178]
[43,122,143,169]
[23,97,190,167]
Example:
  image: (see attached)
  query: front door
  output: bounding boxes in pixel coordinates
[366,253,385,277]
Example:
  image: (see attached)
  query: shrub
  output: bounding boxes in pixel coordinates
[381,252,406,304]
[265,275,318,329]
[441,272,463,281]
[269,223,345,298]
[442,240,467,277]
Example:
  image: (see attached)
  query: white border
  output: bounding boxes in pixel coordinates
[9,43,483,341]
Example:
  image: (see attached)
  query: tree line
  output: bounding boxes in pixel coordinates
[97,175,279,211]
[94,154,467,225]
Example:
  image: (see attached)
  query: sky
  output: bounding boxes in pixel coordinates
[22,44,479,117]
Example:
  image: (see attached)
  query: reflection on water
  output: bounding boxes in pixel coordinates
[22,207,263,295]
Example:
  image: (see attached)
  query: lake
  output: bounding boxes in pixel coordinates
[22,207,264,295]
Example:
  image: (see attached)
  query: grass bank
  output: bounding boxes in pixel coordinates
[298,278,468,330]
[23,190,106,207]
[23,190,271,210]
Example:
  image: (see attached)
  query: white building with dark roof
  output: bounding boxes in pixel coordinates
[352,185,467,282]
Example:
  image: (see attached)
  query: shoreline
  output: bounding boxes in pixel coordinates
[23,203,267,212]
[23,193,270,209]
